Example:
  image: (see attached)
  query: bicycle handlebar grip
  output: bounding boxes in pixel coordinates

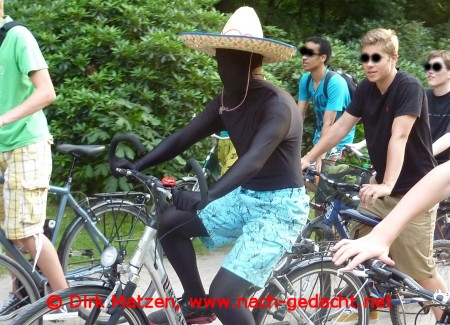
[108,134,148,161]
[185,158,208,210]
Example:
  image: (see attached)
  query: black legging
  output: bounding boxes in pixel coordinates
[158,206,256,325]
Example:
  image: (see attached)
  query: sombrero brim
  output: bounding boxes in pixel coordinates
[180,32,297,63]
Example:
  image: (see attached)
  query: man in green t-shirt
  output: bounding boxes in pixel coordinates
[0,0,70,316]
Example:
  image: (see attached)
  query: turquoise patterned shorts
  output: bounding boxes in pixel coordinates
[198,187,309,288]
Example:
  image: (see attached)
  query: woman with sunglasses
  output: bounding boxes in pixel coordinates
[301,28,447,323]
[425,50,450,165]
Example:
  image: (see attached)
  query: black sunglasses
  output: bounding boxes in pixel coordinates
[360,53,382,63]
[299,46,321,57]
[424,62,443,72]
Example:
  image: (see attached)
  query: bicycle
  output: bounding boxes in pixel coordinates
[13,133,210,324]
[300,165,450,324]
[342,143,450,241]
[253,252,450,325]
[0,143,156,321]
[13,134,368,325]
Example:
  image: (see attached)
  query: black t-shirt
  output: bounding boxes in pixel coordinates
[136,79,304,199]
[426,88,450,165]
[346,70,436,195]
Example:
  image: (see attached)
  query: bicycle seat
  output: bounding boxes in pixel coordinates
[56,144,106,157]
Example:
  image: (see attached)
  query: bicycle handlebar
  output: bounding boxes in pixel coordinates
[362,258,450,305]
[182,158,209,209]
[306,168,360,192]
[109,134,209,210]
[108,134,148,162]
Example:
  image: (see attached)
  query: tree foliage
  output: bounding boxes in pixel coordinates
[5,0,449,193]
[7,0,228,193]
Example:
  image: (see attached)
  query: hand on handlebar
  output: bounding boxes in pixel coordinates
[109,157,136,178]
[301,157,311,171]
[331,232,394,271]
[172,188,207,212]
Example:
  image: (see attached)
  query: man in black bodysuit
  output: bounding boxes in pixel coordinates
[109,7,309,325]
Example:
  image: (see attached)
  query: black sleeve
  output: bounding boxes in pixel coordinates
[135,103,223,171]
[208,101,291,200]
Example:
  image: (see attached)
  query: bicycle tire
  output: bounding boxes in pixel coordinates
[0,254,41,322]
[389,239,450,325]
[253,259,369,325]
[57,201,156,297]
[13,285,148,325]
[435,211,450,240]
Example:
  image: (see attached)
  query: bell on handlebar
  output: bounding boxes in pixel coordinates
[162,176,177,187]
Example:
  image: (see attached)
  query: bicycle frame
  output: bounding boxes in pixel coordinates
[322,197,380,239]
[0,145,122,293]
[95,168,192,324]
[312,198,447,316]
[0,187,111,292]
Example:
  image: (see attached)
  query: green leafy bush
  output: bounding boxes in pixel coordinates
[7,0,227,193]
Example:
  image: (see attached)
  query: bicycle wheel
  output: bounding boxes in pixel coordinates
[0,254,41,322]
[253,259,368,324]
[434,203,450,240]
[13,285,147,325]
[389,239,450,325]
[58,200,156,299]
[434,239,450,284]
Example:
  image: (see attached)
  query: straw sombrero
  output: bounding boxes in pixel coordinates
[180,6,296,63]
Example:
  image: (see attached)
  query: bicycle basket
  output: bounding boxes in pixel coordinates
[315,159,372,209]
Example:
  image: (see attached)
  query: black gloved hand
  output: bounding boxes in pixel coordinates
[109,157,136,177]
[172,188,203,212]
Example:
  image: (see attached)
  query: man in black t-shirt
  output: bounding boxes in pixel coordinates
[301,28,447,322]
[425,50,450,165]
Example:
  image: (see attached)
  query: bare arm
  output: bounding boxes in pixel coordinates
[359,114,416,206]
[297,100,308,121]
[433,133,450,156]
[332,160,450,269]
[321,110,338,136]
[0,69,56,127]
[301,112,360,169]
[314,110,339,171]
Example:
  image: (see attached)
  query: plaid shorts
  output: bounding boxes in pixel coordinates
[198,187,309,288]
[0,139,53,240]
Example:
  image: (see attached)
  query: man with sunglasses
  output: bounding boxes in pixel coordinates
[302,28,447,323]
[425,50,450,165]
[298,36,355,173]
